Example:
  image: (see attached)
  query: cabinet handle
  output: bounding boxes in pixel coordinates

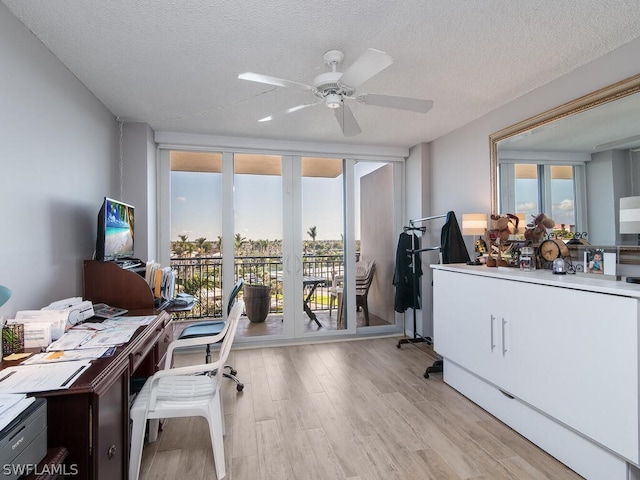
[490,315,496,351]
[501,318,508,356]
[107,445,116,459]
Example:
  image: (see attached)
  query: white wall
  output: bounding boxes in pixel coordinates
[427,38,640,326]
[122,123,158,262]
[0,3,117,318]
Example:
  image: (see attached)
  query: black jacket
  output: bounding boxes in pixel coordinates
[441,211,470,264]
[393,232,422,312]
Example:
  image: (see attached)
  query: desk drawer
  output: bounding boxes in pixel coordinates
[156,321,174,370]
[129,325,162,372]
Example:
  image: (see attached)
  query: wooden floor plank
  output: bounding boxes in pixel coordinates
[141,337,584,480]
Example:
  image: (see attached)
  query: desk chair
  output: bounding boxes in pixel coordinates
[176,279,244,392]
[129,299,244,480]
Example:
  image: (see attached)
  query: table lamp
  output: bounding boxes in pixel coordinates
[620,197,640,283]
[462,213,488,263]
[0,285,11,308]
[620,196,640,243]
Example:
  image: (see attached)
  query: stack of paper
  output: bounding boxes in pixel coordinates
[145,262,176,301]
[6,310,69,348]
[0,393,35,431]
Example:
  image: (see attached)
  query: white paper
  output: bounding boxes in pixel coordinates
[72,322,109,331]
[0,397,35,431]
[0,393,26,415]
[46,330,94,351]
[14,310,68,340]
[22,347,109,365]
[42,297,83,310]
[104,315,156,326]
[7,320,51,349]
[77,326,138,348]
[0,361,91,393]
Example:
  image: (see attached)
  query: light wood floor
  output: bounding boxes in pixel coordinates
[139,338,583,480]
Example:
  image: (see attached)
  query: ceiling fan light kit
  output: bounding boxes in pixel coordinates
[325,93,342,109]
[238,48,432,136]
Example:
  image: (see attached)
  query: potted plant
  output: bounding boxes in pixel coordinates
[2,323,24,355]
[243,274,271,323]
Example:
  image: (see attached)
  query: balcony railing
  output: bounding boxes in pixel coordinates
[170,254,344,320]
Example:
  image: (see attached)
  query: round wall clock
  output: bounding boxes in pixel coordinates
[539,239,561,262]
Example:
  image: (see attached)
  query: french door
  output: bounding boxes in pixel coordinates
[160,149,400,343]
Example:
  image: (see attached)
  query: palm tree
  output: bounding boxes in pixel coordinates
[195,237,208,256]
[234,233,247,253]
[307,226,318,253]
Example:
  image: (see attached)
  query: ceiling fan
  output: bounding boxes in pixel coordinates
[238,48,433,137]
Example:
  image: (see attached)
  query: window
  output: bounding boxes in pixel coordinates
[499,162,583,232]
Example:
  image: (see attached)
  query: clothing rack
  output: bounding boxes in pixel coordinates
[397,214,446,349]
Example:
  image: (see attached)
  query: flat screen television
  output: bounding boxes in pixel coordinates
[95,197,135,262]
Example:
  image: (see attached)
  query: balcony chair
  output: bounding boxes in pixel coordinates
[129,298,244,480]
[329,260,376,326]
[175,279,244,392]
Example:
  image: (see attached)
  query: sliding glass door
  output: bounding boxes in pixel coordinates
[233,153,284,339]
[160,148,401,342]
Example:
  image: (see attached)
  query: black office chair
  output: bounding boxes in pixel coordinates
[177,279,245,391]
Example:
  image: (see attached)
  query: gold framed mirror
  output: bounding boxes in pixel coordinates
[490,72,640,215]
[489,73,640,259]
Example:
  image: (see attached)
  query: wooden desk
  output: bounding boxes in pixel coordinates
[4,312,173,480]
[24,447,69,480]
[5,260,173,480]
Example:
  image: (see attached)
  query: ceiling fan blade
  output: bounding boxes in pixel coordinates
[338,48,393,89]
[335,105,361,137]
[258,101,321,122]
[358,94,433,113]
[238,72,314,91]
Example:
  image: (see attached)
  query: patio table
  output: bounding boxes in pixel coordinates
[303,276,325,327]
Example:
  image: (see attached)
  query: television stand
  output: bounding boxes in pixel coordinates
[84,260,154,310]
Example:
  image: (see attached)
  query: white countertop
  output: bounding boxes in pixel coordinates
[431,263,640,299]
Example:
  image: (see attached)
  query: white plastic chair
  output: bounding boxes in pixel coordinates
[128,299,244,480]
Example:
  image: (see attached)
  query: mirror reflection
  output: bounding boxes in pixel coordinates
[490,74,640,246]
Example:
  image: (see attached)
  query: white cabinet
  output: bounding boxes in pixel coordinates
[433,269,511,389]
[433,266,640,479]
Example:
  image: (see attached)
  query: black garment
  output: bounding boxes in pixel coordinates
[393,232,422,312]
[440,211,470,264]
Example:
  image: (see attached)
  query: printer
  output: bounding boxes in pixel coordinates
[0,398,47,480]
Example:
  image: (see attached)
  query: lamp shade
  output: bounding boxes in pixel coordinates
[0,285,11,308]
[620,196,640,234]
[462,213,488,236]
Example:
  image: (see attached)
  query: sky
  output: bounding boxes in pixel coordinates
[170,162,383,242]
[515,177,575,227]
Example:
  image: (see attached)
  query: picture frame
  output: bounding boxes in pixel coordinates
[583,248,618,280]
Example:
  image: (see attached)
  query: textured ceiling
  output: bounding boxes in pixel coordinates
[4,0,640,148]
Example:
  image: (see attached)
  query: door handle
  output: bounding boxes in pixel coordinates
[501,317,508,356]
[490,315,496,351]
[284,256,290,274]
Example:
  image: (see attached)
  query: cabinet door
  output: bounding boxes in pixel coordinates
[433,270,510,387]
[507,282,639,463]
[94,367,128,479]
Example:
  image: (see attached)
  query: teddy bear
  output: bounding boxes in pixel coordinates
[524,213,555,244]
[485,214,519,266]
[488,214,519,244]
